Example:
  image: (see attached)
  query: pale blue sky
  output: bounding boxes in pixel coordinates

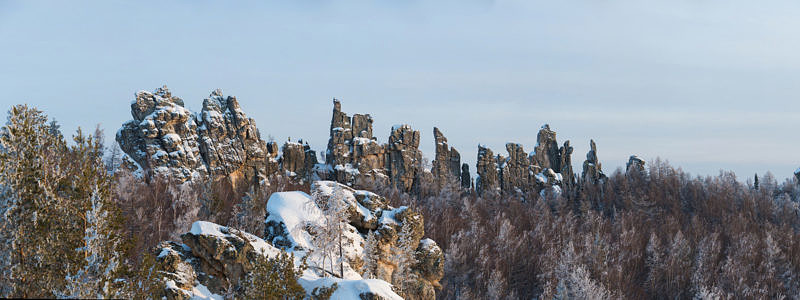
[1,0,799,179]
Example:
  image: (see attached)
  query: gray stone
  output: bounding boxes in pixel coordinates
[461,163,471,189]
[387,125,423,193]
[582,140,606,184]
[476,145,499,195]
[117,86,277,186]
[431,127,462,186]
[626,155,646,175]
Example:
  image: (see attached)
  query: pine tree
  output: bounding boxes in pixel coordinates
[62,129,126,298]
[0,106,126,297]
[0,105,69,297]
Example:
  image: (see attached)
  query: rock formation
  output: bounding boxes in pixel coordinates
[582,140,606,184]
[387,125,424,193]
[117,86,205,181]
[476,145,499,195]
[794,168,800,182]
[531,124,561,171]
[279,139,318,182]
[461,163,471,189]
[157,220,406,300]
[264,181,444,299]
[626,155,646,175]
[197,89,278,186]
[499,143,536,194]
[476,125,575,196]
[325,99,388,185]
[431,127,462,186]
[117,86,278,186]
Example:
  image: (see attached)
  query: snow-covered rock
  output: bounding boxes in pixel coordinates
[156,220,405,300]
[116,86,279,185]
[265,181,444,299]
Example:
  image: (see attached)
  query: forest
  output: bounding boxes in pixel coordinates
[1,104,800,299]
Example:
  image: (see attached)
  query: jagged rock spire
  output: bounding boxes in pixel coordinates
[476,145,499,195]
[431,127,462,186]
[582,140,605,184]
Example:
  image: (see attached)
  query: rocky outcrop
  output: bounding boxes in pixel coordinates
[531,124,561,171]
[431,127,462,186]
[117,86,278,185]
[559,141,575,187]
[626,155,646,175]
[279,140,318,182]
[264,181,444,299]
[197,89,277,186]
[325,99,388,185]
[476,145,499,195]
[500,143,536,194]
[157,220,407,300]
[794,168,800,182]
[582,140,606,184]
[156,221,282,299]
[477,125,575,196]
[387,125,423,193]
[117,86,205,181]
[461,163,471,189]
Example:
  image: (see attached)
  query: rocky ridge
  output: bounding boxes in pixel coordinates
[116,89,606,197]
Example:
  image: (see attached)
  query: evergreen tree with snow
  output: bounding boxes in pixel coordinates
[241,251,306,299]
[0,106,126,297]
[361,230,380,279]
[392,220,419,295]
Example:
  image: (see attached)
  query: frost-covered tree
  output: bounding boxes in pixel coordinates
[392,220,419,294]
[62,129,126,298]
[0,106,125,297]
[361,230,380,279]
[310,184,349,278]
[0,105,69,297]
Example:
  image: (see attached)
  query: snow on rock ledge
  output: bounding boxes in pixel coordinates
[156,220,403,300]
[265,181,444,299]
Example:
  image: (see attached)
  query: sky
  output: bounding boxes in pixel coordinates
[1,0,799,180]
